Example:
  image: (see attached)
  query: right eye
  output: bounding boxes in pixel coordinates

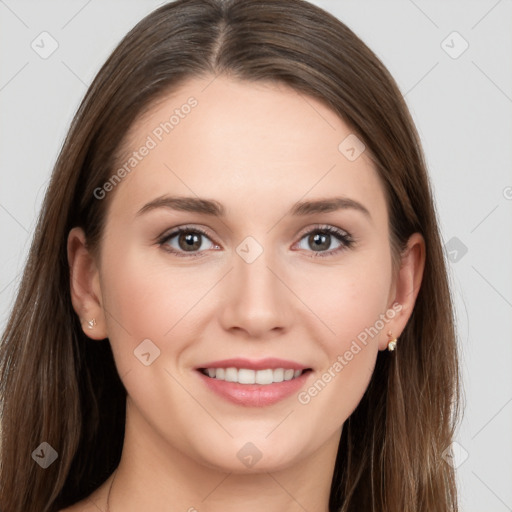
[158,226,220,258]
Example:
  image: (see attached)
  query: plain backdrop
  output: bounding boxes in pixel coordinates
[1,1,511,510]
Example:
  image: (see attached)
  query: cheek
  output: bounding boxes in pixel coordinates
[295,252,392,415]
[300,253,392,352]
[98,243,214,369]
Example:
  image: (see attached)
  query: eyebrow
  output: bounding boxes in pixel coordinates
[136,195,372,220]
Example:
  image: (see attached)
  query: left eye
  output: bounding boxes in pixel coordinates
[295,225,354,257]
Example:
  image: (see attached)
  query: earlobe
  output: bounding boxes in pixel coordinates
[67,227,107,340]
[379,232,426,351]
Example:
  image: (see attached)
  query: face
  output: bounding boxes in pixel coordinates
[76,75,406,473]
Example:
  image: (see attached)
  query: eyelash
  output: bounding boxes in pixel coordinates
[157,224,355,259]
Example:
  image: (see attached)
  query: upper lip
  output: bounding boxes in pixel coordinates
[196,357,311,371]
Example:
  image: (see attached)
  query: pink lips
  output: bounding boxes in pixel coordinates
[196,357,309,371]
[195,357,312,407]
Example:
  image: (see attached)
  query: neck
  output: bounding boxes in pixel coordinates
[106,400,340,512]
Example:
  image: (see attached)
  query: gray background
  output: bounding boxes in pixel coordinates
[1,0,511,510]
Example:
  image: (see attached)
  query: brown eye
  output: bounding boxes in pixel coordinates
[159,227,218,258]
[296,225,354,258]
[177,231,203,252]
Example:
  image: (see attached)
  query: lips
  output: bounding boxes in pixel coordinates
[196,357,310,371]
[195,357,313,407]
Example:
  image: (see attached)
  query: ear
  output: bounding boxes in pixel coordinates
[379,232,426,351]
[67,227,108,340]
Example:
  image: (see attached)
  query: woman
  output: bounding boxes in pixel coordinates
[0,0,461,510]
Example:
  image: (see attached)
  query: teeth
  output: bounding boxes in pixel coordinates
[273,368,284,382]
[225,367,238,382]
[284,369,294,380]
[255,369,273,384]
[202,367,305,385]
[239,368,256,384]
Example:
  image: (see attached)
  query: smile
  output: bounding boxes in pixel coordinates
[199,367,308,385]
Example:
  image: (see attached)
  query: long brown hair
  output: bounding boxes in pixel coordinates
[0,1,461,510]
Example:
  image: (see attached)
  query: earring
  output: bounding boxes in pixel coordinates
[87,318,97,330]
[387,330,397,351]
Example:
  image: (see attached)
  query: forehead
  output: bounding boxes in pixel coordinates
[108,75,387,224]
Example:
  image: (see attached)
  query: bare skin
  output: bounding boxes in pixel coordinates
[64,75,425,512]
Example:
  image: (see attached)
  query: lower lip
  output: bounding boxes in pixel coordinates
[196,370,312,407]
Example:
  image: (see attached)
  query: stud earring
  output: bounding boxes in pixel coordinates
[387,330,397,351]
[87,318,97,330]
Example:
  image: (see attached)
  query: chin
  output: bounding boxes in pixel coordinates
[193,439,305,474]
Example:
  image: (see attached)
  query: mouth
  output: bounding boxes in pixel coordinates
[194,358,313,407]
[198,367,312,385]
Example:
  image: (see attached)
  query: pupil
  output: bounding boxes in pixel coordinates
[311,233,329,251]
[180,232,201,251]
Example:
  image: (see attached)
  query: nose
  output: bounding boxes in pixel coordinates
[218,242,294,339]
